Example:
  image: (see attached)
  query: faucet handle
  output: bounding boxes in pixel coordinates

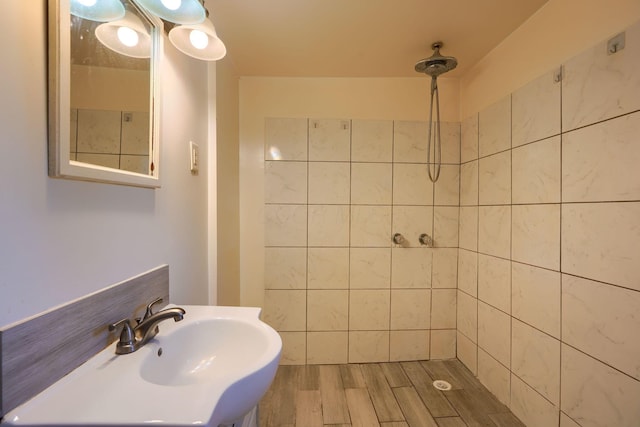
[108,319,135,353]
[142,297,164,322]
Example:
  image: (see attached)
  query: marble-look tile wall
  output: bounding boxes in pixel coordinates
[457,20,640,427]
[70,108,150,174]
[263,118,460,365]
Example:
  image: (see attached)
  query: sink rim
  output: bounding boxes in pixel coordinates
[3,305,282,427]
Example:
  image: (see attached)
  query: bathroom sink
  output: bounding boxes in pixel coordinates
[3,305,282,426]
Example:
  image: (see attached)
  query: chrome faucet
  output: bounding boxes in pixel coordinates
[109,298,185,355]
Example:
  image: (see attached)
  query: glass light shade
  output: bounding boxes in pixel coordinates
[136,0,205,24]
[95,10,151,58]
[168,18,226,61]
[70,0,125,22]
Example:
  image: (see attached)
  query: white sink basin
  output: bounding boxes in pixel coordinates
[3,305,282,426]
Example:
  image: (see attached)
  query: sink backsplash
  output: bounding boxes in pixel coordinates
[0,265,170,418]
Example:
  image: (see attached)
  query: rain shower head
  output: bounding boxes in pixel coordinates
[415,42,457,78]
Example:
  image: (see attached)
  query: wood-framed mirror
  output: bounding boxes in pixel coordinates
[48,0,162,188]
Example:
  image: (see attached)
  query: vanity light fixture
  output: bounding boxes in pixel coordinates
[70,0,125,21]
[168,18,226,61]
[95,10,151,58]
[135,0,206,24]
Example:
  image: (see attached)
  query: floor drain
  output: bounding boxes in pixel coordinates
[433,380,452,391]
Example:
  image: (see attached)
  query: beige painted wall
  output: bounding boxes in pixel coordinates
[238,77,459,307]
[216,58,241,306]
[461,0,640,117]
[71,65,150,111]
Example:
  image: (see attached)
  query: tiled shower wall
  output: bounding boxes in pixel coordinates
[456,21,640,427]
[70,108,150,174]
[263,118,460,365]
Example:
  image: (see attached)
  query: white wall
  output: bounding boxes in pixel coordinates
[0,3,212,327]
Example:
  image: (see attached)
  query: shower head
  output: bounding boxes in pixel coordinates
[415,42,458,78]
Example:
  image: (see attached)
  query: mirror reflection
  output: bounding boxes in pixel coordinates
[69,0,154,176]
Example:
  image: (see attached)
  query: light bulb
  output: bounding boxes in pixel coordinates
[78,0,97,6]
[117,26,139,47]
[160,0,182,11]
[189,29,209,50]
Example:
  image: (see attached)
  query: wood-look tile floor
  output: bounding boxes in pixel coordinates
[259,360,525,427]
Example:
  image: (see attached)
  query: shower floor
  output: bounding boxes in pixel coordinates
[259,359,525,427]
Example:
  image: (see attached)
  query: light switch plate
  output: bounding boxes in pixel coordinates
[190,141,199,175]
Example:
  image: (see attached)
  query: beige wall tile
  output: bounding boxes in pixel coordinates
[459,206,478,251]
[458,249,478,297]
[390,330,430,361]
[561,344,640,427]
[512,70,561,147]
[560,413,581,427]
[479,96,511,157]
[457,290,477,342]
[308,162,350,204]
[457,331,478,375]
[265,117,307,160]
[562,21,640,131]
[512,262,560,338]
[393,163,434,205]
[510,374,559,427]
[391,248,432,289]
[307,332,349,364]
[478,254,511,314]
[440,122,461,164]
[562,275,640,380]
[265,205,307,246]
[563,112,640,203]
[478,348,510,406]
[307,290,349,331]
[351,163,392,205]
[460,160,478,206]
[309,118,350,161]
[479,151,511,205]
[434,165,460,206]
[393,206,434,248]
[430,329,456,360]
[76,109,121,154]
[478,301,510,367]
[349,331,390,363]
[265,247,307,289]
[394,120,428,163]
[308,248,349,289]
[431,289,456,329]
[265,161,307,204]
[308,205,350,247]
[263,289,307,331]
[350,248,391,289]
[350,290,391,330]
[512,136,561,204]
[478,205,511,258]
[434,207,459,248]
[351,119,393,162]
[351,205,393,247]
[279,331,306,365]
[511,319,560,404]
[432,248,458,289]
[390,289,431,330]
[562,202,640,291]
[461,113,479,163]
[512,204,560,270]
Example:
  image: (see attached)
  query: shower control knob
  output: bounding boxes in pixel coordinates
[392,233,405,245]
[419,233,434,247]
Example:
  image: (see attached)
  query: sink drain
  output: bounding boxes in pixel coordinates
[432,380,452,391]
